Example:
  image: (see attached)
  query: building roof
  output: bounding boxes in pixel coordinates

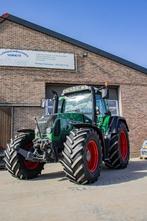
[1,13,147,74]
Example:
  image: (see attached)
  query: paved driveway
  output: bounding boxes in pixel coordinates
[0,158,147,221]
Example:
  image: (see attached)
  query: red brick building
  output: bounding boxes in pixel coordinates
[0,13,147,156]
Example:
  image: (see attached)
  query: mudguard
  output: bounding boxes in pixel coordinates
[72,123,105,149]
[109,116,129,134]
[17,129,34,134]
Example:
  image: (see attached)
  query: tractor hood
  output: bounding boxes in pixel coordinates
[36,112,92,140]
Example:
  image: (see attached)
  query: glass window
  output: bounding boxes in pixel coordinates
[107,100,119,116]
[41,99,53,115]
[63,92,93,119]
[96,95,107,116]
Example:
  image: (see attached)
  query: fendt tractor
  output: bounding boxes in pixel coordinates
[5,85,130,184]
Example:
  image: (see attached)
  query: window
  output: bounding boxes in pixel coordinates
[107,100,119,116]
[41,99,53,115]
[96,95,107,116]
[63,92,93,119]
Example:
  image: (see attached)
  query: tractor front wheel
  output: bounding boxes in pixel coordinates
[60,128,101,184]
[4,133,44,179]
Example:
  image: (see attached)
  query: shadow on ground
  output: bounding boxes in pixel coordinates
[33,170,65,181]
[91,160,147,186]
[27,160,147,186]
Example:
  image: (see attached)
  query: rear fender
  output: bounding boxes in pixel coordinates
[109,116,129,134]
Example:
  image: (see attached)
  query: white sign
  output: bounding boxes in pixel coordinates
[0,49,75,70]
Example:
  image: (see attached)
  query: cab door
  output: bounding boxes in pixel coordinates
[96,94,107,122]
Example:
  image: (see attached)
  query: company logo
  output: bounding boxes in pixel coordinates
[0,50,29,58]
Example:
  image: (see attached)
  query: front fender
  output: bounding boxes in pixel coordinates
[17,129,34,134]
[72,123,105,149]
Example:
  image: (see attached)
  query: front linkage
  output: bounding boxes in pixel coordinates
[17,137,56,163]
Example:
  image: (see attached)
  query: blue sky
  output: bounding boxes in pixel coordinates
[0,0,147,68]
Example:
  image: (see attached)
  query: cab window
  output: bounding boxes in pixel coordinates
[96,94,107,116]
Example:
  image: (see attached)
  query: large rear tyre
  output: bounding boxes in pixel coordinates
[4,133,44,179]
[60,128,102,184]
[105,122,130,169]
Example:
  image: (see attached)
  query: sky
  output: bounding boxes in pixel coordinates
[0,0,147,68]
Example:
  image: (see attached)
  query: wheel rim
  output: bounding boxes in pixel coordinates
[23,160,39,170]
[23,143,40,170]
[120,130,128,161]
[86,140,99,172]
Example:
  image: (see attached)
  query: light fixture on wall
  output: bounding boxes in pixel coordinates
[82,52,88,58]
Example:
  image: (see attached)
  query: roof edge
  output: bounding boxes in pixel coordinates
[1,13,147,75]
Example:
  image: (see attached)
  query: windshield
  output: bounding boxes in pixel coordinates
[62,92,92,118]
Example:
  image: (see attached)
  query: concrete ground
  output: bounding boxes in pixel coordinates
[0,158,147,221]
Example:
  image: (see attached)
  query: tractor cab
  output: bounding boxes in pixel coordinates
[58,85,110,133]
[36,85,111,144]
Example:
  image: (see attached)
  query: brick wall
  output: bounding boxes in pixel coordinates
[13,107,43,133]
[0,20,147,156]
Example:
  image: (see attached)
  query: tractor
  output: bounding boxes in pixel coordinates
[4,85,130,184]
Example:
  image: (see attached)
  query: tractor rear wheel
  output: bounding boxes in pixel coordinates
[105,122,129,169]
[60,128,101,184]
[4,133,44,179]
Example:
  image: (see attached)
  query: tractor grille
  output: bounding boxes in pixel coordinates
[38,123,47,135]
[38,115,57,135]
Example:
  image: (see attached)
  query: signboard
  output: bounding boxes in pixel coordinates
[0,49,75,70]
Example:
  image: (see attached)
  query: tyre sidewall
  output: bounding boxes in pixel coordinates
[18,134,44,176]
[5,133,44,179]
[83,131,102,182]
[118,123,130,166]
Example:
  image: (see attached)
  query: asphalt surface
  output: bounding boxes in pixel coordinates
[0,158,147,221]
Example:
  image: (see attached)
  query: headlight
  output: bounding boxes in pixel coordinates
[46,127,52,134]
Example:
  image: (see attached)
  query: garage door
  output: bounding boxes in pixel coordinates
[45,84,119,116]
[0,107,11,149]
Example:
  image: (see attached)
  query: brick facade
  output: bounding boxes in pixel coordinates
[0,20,147,156]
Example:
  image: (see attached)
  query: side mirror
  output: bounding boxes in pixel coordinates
[52,90,58,114]
[41,99,52,108]
[101,88,109,99]
[41,99,46,108]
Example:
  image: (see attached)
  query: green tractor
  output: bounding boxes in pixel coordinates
[5,85,130,184]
